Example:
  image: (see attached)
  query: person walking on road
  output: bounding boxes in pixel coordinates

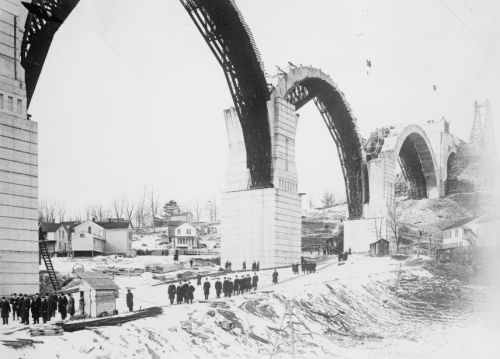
[272,270,279,284]
[203,278,211,300]
[126,289,134,312]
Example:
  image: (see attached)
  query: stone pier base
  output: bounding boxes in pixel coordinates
[221,188,301,269]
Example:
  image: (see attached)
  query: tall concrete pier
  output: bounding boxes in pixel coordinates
[221,100,302,269]
[0,2,38,296]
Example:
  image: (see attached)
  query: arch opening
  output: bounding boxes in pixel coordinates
[272,67,365,219]
[393,130,439,200]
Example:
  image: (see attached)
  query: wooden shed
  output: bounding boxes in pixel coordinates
[369,239,390,256]
[61,271,120,318]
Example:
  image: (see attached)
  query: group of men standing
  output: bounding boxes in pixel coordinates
[166,282,196,305]
[291,262,317,274]
[1,293,75,326]
[165,273,260,304]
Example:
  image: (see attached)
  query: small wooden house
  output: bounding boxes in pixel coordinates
[61,271,120,318]
[369,238,390,256]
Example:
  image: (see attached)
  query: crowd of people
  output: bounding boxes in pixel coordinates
[163,273,260,304]
[1,293,76,326]
[291,262,317,274]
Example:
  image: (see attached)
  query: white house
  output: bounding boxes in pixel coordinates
[40,223,71,255]
[174,223,199,251]
[442,217,480,249]
[71,221,106,256]
[97,220,132,254]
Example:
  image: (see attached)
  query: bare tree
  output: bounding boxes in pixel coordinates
[39,201,56,223]
[387,200,401,252]
[149,190,161,232]
[111,197,125,220]
[124,200,134,228]
[90,203,108,222]
[134,190,148,229]
[321,192,335,207]
[56,203,66,223]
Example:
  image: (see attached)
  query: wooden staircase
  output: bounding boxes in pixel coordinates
[39,228,60,291]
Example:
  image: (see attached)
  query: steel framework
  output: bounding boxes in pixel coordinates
[21,0,79,106]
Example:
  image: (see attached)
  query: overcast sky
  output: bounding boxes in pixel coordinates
[30,0,499,218]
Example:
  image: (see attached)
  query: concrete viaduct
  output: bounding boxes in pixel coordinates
[0,0,460,295]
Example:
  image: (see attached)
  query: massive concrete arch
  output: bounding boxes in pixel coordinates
[21,0,273,188]
[270,66,366,219]
[388,125,440,199]
[365,124,440,217]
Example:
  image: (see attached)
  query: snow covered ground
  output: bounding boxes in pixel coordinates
[2,254,499,358]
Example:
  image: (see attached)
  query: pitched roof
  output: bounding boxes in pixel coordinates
[96,221,131,230]
[75,271,120,291]
[40,222,64,233]
[442,217,478,230]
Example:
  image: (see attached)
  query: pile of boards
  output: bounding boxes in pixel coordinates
[1,338,44,348]
[29,324,63,336]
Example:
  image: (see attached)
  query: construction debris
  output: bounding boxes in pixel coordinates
[30,325,64,336]
[1,338,44,348]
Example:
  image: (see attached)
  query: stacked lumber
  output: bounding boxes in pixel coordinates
[60,306,163,332]
[1,338,44,348]
[29,325,64,336]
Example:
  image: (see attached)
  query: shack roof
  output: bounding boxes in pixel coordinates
[61,271,120,292]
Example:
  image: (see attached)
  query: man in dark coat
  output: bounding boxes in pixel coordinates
[16,294,23,321]
[176,282,183,304]
[58,294,68,320]
[10,293,18,321]
[233,276,239,295]
[196,274,202,286]
[252,273,259,290]
[215,278,222,298]
[126,289,134,312]
[203,278,211,300]
[49,294,58,318]
[68,295,75,317]
[21,294,30,324]
[31,293,41,324]
[182,282,190,303]
[40,295,49,323]
[272,270,279,284]
[227,278,233,297]
[168,284,176,305]
[188,282,195,304]
[1,297,10,325]
[222,277,229,297]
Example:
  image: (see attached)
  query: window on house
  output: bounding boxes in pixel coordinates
[177,229,181,234]
[88,226,92,234]
[187,229,191,235]
[80,233,85,238]
[455,229,458,237]
[7,96,13,112]
[17,99,22,114]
